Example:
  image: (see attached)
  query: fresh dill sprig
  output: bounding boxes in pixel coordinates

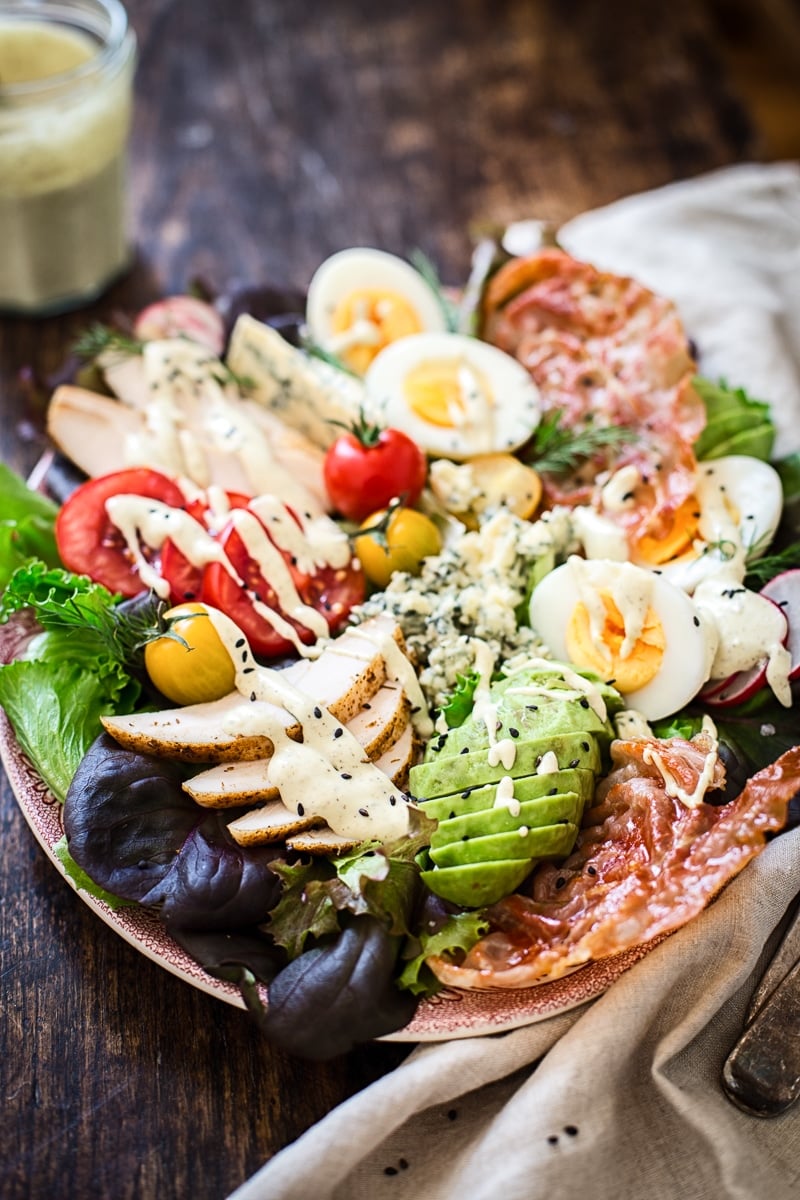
[410,249,460,333]
[523,411,636,474]
[211,363,256,391]
[744,542,800,589]
[73,323,145,360]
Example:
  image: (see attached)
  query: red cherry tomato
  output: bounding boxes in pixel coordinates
[201,512,365,658]
[133,295,226,355]
[161,491,251,604]
[55,469,187,597]
[323,427,427,522]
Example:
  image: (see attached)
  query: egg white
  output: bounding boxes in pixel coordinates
[364,331,542,459]
[529,558,717,720]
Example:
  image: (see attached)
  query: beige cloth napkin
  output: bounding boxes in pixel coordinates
[229,162,800,1200]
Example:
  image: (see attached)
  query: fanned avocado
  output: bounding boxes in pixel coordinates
[429,822,578,868]
[412,660,624,908]
[411,731,601,800]
[429,791,583,843]
[425,664,620,763]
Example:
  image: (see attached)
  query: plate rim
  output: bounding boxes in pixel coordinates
[0,617,655,1043]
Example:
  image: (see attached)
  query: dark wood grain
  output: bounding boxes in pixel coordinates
[0,1,797,1197]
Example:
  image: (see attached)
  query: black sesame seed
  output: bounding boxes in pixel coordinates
[399,1159,409,1170]
[384,1167,398,1176]
[362,702,371,710]
[334,728,343,738]
[243,667,255,674]
[235,638,245,648]
[693,615,700,627]
[581,741,589,752]
[579,697,590,709]
[241,651,248,662]
[341,772,352,780]
[462,834,469,842]
[564,1125,579,1137]
[548,787,558,796]
[460,746,469,755]
[526,704,538,711]
[447,1109,458,1121]
[297,803,305,816]
[461,788,472,798]
[313,706,322,718]
[555,876,566,889]
[569,758,580,768]
[509,727,520,739]
[250,691,256,702]
[358,807,369,816]
[547,1135,559,1146]
[587,865,597,876]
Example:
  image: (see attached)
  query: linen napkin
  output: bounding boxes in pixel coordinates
[229,162,800,1200]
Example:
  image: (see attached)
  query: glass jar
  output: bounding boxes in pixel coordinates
[0,0,136,315]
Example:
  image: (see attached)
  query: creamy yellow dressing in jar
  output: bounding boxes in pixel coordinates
[0,1,136,314]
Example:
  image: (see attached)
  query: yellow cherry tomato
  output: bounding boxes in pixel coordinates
[144,602,236,705]
[354,507,442,589]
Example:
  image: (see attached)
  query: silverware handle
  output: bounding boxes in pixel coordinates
[723,959,800,1117]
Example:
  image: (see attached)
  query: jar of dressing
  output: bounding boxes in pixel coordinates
[0,0,136,315]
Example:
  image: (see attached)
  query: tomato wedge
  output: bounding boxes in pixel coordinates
[55,469,186,597]
[161,491,250,604]
[201,512,365,658]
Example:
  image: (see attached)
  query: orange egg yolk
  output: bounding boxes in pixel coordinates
[634,495,702,565]
[330,288,422,373]
[403,358,494,427]
[565,592,665,693]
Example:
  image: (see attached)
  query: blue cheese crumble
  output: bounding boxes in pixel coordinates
[353,507,576,709]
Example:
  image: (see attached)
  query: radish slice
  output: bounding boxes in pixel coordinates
[134,296,226,355]
[760,569,800,680]
[703,661,768,708]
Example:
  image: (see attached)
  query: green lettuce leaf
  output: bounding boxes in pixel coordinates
[693,377,775,462]
[53,834,133,909]
[440,670,480,729]
[397,911,490,996]
[0,464,61,591]
[0,659,137,802]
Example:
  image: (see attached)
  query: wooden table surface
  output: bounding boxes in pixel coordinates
[1,1,799,1196]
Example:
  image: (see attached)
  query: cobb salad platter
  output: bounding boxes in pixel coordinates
[2,236,800,1058]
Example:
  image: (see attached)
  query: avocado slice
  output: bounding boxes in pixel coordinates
[430,690,613,761]
[410,731,602,800]
[420,858,535,907]
[429,821,578,868]
[418,768,594,821]
[429,791,583,845]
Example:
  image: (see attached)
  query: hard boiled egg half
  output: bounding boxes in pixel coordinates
[529,556,717,720]
[364,331,542,459]
[626,456,783,591]
[306,248,447,376]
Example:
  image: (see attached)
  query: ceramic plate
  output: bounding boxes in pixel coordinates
[0,617,657,1042]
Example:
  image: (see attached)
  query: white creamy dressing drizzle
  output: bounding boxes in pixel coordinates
[451,362,494,453]
[206,607,411,840]
[345,627,433,738]
[692,574,792,706]
[536,750,560,775]
[468,638,517,770]
[103,491,353,659]
[325,298,384,355]
[492,775,521,817]
[124,339,322,514]
[641,715,720,809]
[614,709,653,740]
[505,655,607,722]
[569,556,653,663]
[571,506,629,561]
[600,464,641,513]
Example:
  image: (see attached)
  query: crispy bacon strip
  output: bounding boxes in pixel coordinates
[428,739,800,990]
[481,249,704,546]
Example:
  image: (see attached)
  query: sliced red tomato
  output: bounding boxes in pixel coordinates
[161,491,250,604]
[201,513,365,658]
[55,468,186,597]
